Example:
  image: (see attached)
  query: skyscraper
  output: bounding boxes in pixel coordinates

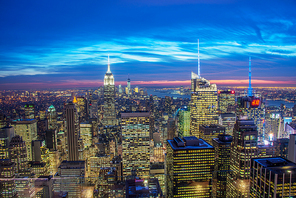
[48,105,57,130]
[121,112,150,178]
[212,134,233,198]
[103,56,117,126]
[236,58,265,141]
[190,72,218,138]
[11,119,37,161]
[218,90,235,113]
[227,119,258,197]
[24,104,35,119]
[65,102,79,161]
[166,136,214,197]
[177,107,190,138]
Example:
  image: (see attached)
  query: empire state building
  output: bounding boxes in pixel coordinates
[103,56,117,126]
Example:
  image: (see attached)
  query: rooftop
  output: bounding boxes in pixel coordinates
[252,157,296,175]
[168,136,213,151]
[121,111,150,118]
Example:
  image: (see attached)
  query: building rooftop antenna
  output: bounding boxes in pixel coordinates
[248,57,253,97]
[198,39,200,78]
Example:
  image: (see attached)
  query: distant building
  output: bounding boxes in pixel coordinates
[121,112,150,178]
[0,126,15,159]
[190,72,218,138]
[47,105,57,130]
[274,138,289,159]
[218,90,235,113]
[24,104,35,119]
[166,136,214,197]
[250,157,296,197]
[11,119,37,161]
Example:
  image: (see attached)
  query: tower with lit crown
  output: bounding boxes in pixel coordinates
[190,40,218,138]
[103,56,117,126]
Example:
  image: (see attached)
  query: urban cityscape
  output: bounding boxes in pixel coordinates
[1,0,296,198]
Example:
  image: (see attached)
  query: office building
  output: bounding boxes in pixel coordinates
[121,112,150,178]
[166,136,214,197]
[80,123,92,148]
[11,119,37,161]
[127,77,131,95]
[250,157,296,198]
[219,113,236,136]
[47,105,57,130]
[8,135,30,177]
[65,102,79,161]
[24,104,35,119]
[218,90,235,113]
[190,72,218,138]
[177,107,190,138]
[55,160,85,197]
[0,126,15,159]
[212,134,233,198]
[274,138,289,159]
[76,96,88,122]
[227,119,258,198]
[0,159,17,198]
[199,124,225,145]
[103,56,117,126]
[45,129,57,150]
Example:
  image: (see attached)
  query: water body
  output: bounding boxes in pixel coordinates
[147,89,295,108]
[264,100,295,108]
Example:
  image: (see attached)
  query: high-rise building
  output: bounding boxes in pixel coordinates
[190,72,218,138]
[218,90,235,113]
[11,119,37,161]
[103,56,117,126]
[47,105,57,130]
[0,126,15,159]
[121,112,150,178]
[212,134,233,198]
[236,58,265,142]
[65,102,79,161]
[76,96,88,122]
[274,138,289,159]
[199,124,225,145]
[166,136,214,198]
[177,107,190,138]
[45,129,57,150]
[8,135,30,177]
[227,119,258,197]
[118,84,122,94]
[24,104,35,119]
[250,157,296,198]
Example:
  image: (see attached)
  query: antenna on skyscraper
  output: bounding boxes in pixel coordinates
[198,39,200,78]
[248,57,253,97]
[107,54,111,73]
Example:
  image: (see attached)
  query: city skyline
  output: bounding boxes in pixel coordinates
[1,0,296,90]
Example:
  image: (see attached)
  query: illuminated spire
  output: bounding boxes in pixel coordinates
[248,57,253,97]
[198,39,200,78]
[73,96,77,103]
[107,54,111,73]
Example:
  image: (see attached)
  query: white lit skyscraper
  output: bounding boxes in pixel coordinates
[103,56,117,126]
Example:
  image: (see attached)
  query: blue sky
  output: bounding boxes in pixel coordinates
[0,0,296,89]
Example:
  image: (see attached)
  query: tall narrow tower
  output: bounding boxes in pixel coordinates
[65,102,79,161]
[248,57,253,97]
[103,56,116,126]
[127,75,131,95]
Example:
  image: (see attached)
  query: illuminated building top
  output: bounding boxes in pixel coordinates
[104,55,114,86]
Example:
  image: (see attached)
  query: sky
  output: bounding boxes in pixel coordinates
[0,0,296,90]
